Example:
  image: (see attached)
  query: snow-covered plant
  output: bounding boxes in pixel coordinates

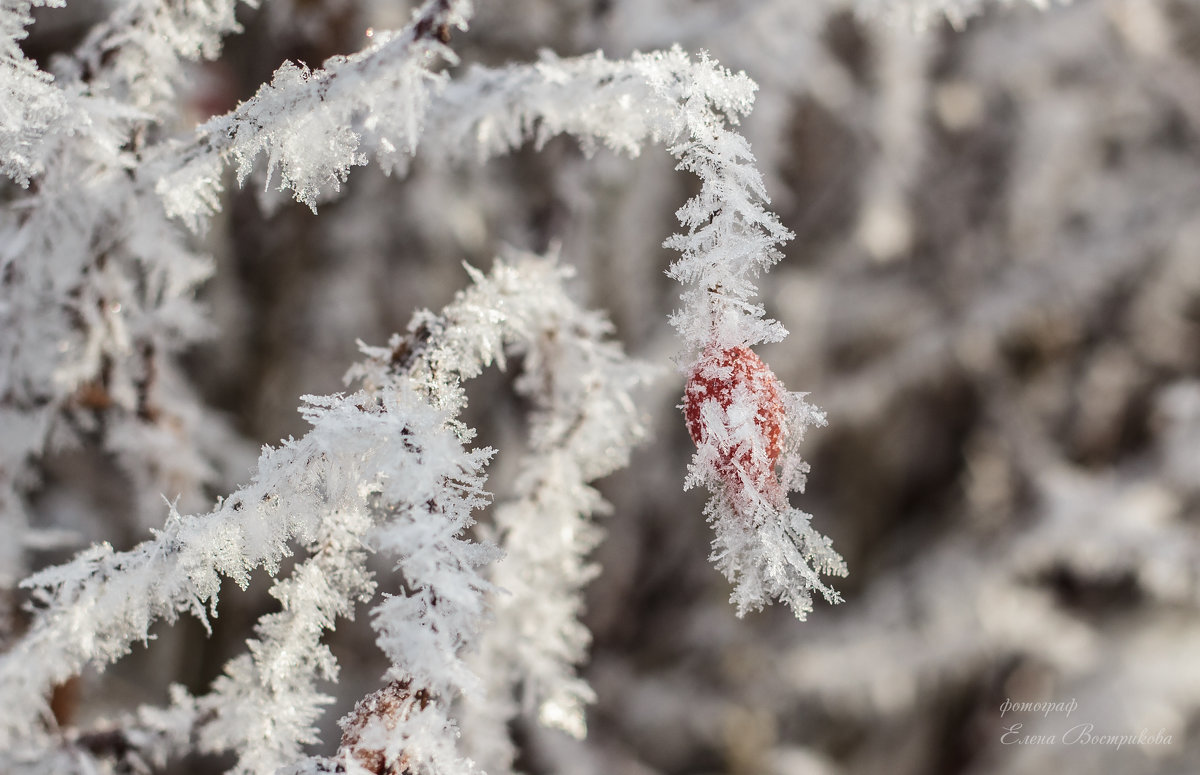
[19,0,1194,773]
[411,45,848,617]
[0,254,651,774]
[0,0,852,771]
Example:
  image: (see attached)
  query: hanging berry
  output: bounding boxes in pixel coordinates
[683,345,787,509]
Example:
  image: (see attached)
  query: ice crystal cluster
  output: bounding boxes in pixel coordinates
[0,0,889,771]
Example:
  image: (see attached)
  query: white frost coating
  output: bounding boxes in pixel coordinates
[452,254,655,773]
[414,50,844,617]
[418,48,790,352]
[152,31,841,622]
[63,0,250,115]
[152,0,473,223]
[193,503,378,775]
[0,0,977,765]
[1,0,253,184]
[0,156,232,586]
[0,0,69,185]
[0,378,487,760]
[311,255,651,775]
[0,255,648,774]
[160,46,794,353]
[0,0,260,617]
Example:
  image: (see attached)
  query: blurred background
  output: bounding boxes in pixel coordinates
[21,0,1200,773]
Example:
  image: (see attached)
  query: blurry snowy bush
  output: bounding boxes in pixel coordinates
[4,0,1200,774]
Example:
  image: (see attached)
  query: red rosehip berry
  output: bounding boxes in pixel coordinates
[684,345,786,505]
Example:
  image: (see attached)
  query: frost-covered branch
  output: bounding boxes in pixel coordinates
[152,0,473,224]
[0,377,484,758]
[0,255,652,775]
[0,0,262,608]
[0,136,235,594]
[1,0,252,185]
[147,27,843,619]
[415,49,846,616]
[415,49,789,350]
[0,0,69,185]
[453,264,655,772]
[61,0,250,115]
[192,502,378,774]
[3,4,856,769]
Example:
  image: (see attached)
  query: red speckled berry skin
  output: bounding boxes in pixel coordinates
[684,346,785,503]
